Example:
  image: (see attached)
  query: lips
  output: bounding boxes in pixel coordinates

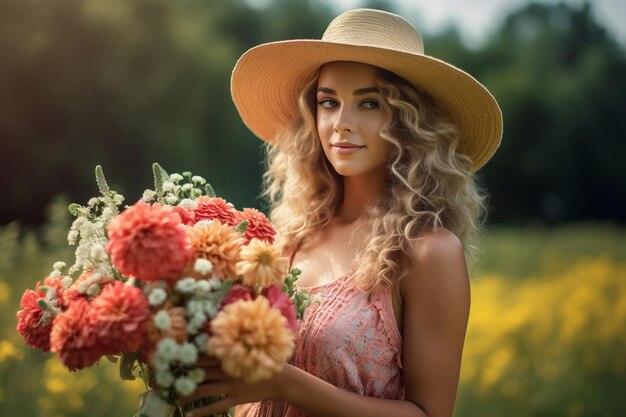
[331,142,364,149]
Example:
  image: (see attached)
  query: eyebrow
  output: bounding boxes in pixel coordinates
[317,86,379,96]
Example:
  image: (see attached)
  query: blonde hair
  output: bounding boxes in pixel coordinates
[261,66,487,293]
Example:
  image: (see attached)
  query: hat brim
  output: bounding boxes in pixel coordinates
[231,40,502,171]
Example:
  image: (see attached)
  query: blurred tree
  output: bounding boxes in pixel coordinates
[474,2,626,223]
[0,0,624,226]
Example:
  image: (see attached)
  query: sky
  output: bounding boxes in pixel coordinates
[327,0,626,48]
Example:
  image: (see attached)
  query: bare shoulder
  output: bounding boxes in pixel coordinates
[400,227,469,304]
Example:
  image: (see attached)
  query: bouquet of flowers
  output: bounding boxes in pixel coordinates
[16,164,310,417]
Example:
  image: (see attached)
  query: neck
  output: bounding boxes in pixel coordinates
[336,167,388,223]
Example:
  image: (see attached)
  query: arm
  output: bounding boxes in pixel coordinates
[183,229,470,417]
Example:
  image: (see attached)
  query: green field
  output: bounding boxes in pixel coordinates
[1,200,624,416]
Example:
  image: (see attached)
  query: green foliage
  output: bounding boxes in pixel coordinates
[0,0,623,227]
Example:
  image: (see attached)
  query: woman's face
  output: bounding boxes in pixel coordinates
[316,61,391,178]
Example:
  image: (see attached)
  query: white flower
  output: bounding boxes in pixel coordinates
[112,193,124,205]
[176,278,196,294]
[188,368,205,384]
[169,173,184,183]
[174,377,196,396]
[101,207,115,224]
[178,342,198,365]
[162,181,175,192]
[208,277,221,290]
[194,280,212,296]
[152,355,170,372]
[178,198,196,209]
[181,183,193,192]
[186,300,203,315]
[156,338,179,362]
[154,310,172,331]
[149,288,167,306]
[49,270,61,279]
[61,276,72,288]
[204,302,218,318]
[86,284,100,297]
[88,197,100,207]
[90,244,107,260]
[165,194,178,205]
[53,261,66,271]
[155,370,175,387]
[191,176,206,185]
[194,258,214,275]
[189,311,207,330]
[142,189,157,201]
[194,334,209,352]
[67,230,79,245]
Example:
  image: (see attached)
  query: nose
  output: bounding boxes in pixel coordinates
[333,105,356,134]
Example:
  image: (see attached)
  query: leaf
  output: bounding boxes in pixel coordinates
[68,203,83,217]
[234,220,248,233]
[119,351,139,381]
[205,183,216,198]
[152,163,164,198]
[95,165,111,198]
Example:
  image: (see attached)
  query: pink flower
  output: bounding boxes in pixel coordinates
[173,206,196,226]
[236,208,276,245]
[106,201,190,282]
[219,284,253,310]
[50,299,103,371]
[192,197,238,226]
[262,285,299,332]
[89,280,150,353]
[16,285,53,352]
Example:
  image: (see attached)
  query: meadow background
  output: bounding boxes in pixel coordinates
[1,0,625,416]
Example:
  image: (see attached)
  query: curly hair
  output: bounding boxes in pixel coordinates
[261,65,487,293]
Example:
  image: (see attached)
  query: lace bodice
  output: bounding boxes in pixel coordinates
[247,263,404,417]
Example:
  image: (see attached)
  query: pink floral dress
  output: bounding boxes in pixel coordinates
[247,256,405,417]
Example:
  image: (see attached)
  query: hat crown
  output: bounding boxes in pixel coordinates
[322,9,424,56]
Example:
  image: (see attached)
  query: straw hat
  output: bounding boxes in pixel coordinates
[231,8,502,170]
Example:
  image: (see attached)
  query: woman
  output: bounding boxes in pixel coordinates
[182,8,502,417]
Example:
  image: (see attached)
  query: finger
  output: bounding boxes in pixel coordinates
[196,354,221,366]
[178,382,230,405]
[200,365,232,381]
[184,396,238,417]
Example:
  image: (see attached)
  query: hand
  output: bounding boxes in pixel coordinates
[178,354,284,417]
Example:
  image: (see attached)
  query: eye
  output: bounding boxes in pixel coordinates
[318,98,338,108]
[360,99,379,109]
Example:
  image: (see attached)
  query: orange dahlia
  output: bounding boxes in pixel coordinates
[187,220,243,280]
[236,238,288,287]
[106,201,190,282]
[236,208,276,245]
[208,297,294,383]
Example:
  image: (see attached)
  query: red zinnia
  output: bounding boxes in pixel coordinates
[173,206,196,226]
[89,280,150,353]
[262,285,299,332]
[192,197,239,226]
[16,285,54,352]
[236,208,276,245]
[219,284,253,310]
[106,201,190,282]
[50,299,104,371]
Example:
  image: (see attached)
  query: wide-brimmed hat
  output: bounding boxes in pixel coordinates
[231,8,502,170]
